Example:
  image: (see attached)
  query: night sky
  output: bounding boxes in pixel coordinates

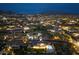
[0,3,79,14]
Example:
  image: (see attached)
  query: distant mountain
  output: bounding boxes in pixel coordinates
[0,10,79,15]
[40,11,79,15]
[0,10,16,15]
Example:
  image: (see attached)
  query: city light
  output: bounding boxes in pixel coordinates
[24,27,30,31]
[32,43,46,49]
[62,26,69,31]
[0,11,79,55]
[73,33,79,37]
[53,36,60,40]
